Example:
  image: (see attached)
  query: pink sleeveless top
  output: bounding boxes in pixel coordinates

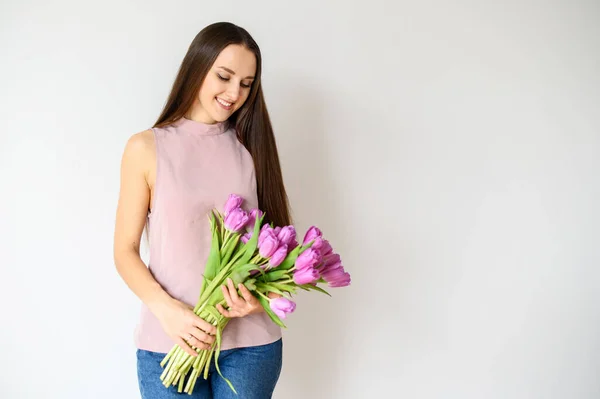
[134,116,282,353]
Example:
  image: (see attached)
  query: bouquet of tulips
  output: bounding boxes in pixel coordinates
[159,194,351,394]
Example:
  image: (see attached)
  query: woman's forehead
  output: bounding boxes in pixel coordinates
[213,45,256,78]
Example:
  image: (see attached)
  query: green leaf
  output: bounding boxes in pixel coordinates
[262,269,291,282]
[214,325,238,395]
[220,235,240,267]
[255,283,285,296]
[204,305,222,320]
[243,278,257,291]
[198,213,221,301]
[269,282,298,294]
[303,284,332,297]
[276,245,301,271]
[239,214,264,265]
[229,263,260,285]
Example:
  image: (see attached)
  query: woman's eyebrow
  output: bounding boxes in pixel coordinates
[217,66,255,80]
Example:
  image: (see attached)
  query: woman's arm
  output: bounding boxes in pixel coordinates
[113,130,215,356]
[113,131,169,311]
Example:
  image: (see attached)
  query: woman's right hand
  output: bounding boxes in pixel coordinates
[152,297,217,356]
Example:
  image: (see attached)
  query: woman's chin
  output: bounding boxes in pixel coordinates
[210,109,232,123]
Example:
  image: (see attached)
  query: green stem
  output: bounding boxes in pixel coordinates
[180,353,195,371]
[160,357,174,382]
[220,230,231,257]
[275,278,294,284]
[204,348,215,380]
[162,347,183,385]
[196,262,239,305]
[178,370,185,392]
[256,291,270,301]
[160,346,177,368]
[250,254,263,264]
[184,367,199,394]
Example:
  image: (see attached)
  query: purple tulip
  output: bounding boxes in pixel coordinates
[259,230,279,258]
[288,238,299,251]
[268,244,288,268]
[293,267,320,285]
[302,226,323,246]
[320,258,340,273]
[246,208,264,231]
[258,225,274,247]
[277,226,296,246]
[320,239,333,257]
[321,253,341,271]
[241,232,252,244]
[321,267,351,287]
[224,208,249,233]
[295,248,321,271]
[270,297,296,319]
[273,226,282,237]
[224,194,243,216]
[311,237,324,250]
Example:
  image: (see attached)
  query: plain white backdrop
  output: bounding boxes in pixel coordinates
[1,0,599,398]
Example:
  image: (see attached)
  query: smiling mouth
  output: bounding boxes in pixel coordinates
[216,97,233,110]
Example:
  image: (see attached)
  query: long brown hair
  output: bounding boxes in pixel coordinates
[153,22,292,227]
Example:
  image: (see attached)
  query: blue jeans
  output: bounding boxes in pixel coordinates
[136,339,283,398]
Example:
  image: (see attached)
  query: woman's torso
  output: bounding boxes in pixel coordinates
[134,117,281,353]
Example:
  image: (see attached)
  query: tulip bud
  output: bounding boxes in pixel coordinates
[223,194,243,216]
[293,267,320,285]
[258,225,274,247]
[258,231,279,258]
[277,226,296,246]
[295,248,321,271]
[268,244,288,268]
[322,267,351,287]
[224,208,249,233]
[270,297,296,319]
[241,232,252,244]
[246,208,264,231]
[302,226,323,245]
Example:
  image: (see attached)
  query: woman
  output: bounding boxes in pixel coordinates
[113,22,291,398]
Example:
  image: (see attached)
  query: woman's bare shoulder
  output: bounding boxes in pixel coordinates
[126,129,154,152]
[124,128,155,156]
[121,129,156,176]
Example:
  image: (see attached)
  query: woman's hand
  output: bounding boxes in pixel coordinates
[152,297,217,357]
[216,278,263,318]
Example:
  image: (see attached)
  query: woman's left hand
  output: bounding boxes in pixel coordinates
[216,278,263,318]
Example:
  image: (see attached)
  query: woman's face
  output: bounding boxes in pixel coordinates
[190,44,257,124]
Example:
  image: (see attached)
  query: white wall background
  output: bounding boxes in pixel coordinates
[1,0,599,398]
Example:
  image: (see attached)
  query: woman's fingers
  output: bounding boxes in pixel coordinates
[176,337,198,357]
[218,279,261,317]
[221,283,233,308]
[187,333,212,349]
[192,317,217,336]
[227,278,244,306]
[216,303,233,317]
[187,336,211,350]
[190,327,215,345]
[238,283,255,304]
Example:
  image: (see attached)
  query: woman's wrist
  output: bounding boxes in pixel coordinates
[145,286,174,316]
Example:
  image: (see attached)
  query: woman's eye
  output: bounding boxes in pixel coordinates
[218,73,250,88]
